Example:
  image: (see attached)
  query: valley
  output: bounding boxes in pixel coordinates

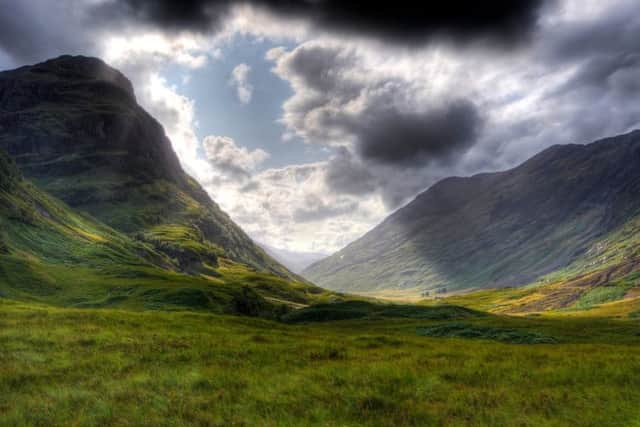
[1,55,640,427]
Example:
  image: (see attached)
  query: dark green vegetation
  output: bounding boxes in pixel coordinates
[305,130,640,299]
[0,56,332,315]
[282,300,482,323]
[2,299,640,426]
[417,323,558,344]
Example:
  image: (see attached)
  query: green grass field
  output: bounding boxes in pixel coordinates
[2,299,640,426]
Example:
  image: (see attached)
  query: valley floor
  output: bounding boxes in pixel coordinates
[2,299,640,426]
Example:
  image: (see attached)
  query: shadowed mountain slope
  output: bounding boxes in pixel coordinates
[304,130,640,294]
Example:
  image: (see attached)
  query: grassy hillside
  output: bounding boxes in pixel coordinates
[429,211,640,315]
[2,298,640,426]
[305,130,640,296]
[0,55,293,279]
[0,149,332,316]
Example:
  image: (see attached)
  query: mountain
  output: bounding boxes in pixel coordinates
[0,146,335,314]
[260,242,328,273]
[0,55,291,279]
[0,56,333,315]
[304,130,640,297]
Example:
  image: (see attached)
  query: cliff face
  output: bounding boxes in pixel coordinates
[0,55,293,278]
[0,56,183,183]
[304,130,640,293]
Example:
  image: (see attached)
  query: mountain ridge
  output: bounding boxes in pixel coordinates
[304,129,640,295]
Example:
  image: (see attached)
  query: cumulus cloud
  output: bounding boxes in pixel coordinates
[203,135,268,182]
[229,63,253,104]
[268,42,485,166]
[215,162,386,252]
[267,40,485,206]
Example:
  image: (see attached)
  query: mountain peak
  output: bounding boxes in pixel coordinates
[6,55,135,100]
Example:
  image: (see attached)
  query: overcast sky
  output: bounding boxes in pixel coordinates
[1,0,639,254]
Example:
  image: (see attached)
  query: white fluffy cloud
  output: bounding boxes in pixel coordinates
[203,135,268,181]
[215,162,386,252]
[229,63,253,104]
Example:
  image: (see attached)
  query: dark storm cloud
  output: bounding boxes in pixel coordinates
[533,1,640,146]
[113,0,229,32]
[325,148,376,195]
[353,101,483,166]
[0,0,95,66]
[272,42,485,169]
[112,0,547,45]
[270,41,486,207]
[545,3,640,97]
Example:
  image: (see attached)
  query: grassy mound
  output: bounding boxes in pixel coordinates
[417,323,558,344]
[282,300,482,323]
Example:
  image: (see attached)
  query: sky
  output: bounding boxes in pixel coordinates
[1,0,639,254]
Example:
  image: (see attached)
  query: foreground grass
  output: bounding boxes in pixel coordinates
[1,299,640,426]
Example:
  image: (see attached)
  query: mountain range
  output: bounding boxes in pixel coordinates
[2,55,640,317]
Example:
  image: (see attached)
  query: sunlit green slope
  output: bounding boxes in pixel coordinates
[0,148,330,316]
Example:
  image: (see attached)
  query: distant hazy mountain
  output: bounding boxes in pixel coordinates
[260,242,328,273]
[304,130,640,295]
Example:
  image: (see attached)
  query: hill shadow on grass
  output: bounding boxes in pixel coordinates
[281,300,485,323]
[417,322,558,344]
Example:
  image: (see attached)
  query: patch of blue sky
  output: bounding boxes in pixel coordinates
[161,34,329,170]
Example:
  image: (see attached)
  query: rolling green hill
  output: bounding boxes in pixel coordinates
[304,130,640,298]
